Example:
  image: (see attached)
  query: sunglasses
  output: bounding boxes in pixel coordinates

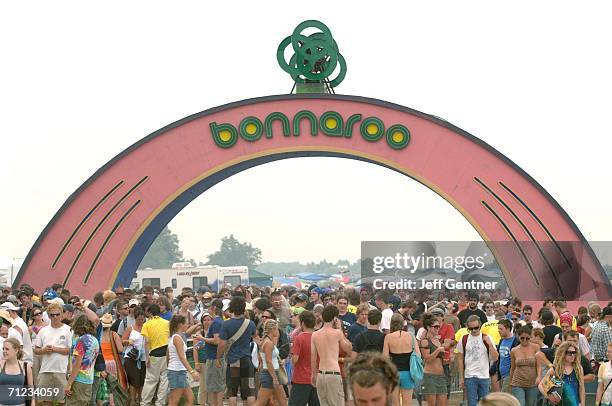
[33,313,42,317]
[431,325,441,329]
[523,312,532,316]
[49,313,62,318]
[520,336,531,341]
[468,327,480,332]
[566,351,577,355]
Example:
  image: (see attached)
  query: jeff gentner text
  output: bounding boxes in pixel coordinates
[372,278,498,290]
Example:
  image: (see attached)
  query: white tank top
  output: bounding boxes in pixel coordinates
[168,333,186,371]
[124,328,145,360]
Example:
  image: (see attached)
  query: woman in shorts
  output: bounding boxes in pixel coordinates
[420,312,447,406]
[255,319,287,406]
[167,315,200,406]
[383,313,419,406]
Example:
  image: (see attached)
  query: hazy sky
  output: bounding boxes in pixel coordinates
[1,2,611,266]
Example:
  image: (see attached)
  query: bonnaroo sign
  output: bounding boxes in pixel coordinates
[14,94,612,301]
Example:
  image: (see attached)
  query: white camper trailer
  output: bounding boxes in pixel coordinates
[130,264,248,292]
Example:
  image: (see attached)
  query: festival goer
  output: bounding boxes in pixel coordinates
[383,313,417,405]
[65,315,100,406]
[111,300,131,336]
[0,337,33,406]
[496,319,519,393]
[457,292,487,328]
[2,302,33,364]
[457,315,499,406]
[591,306,612,365]
[193,312,212,406]
[420,312,447,406]
[538,341,585,406]
[122,307,146,406]
[541,310,562,349]
[554,312,592,361]
[199,299,225,406]
[347,304,369,344]
[217,296,257,406]
[352,309,385,354]
[536,330,595,384]
[375,292,393,334]
[255,319,287,406]
[595,342,612,406]
[346,352,398,406]
[166,315,199,406]
[270,290,291,331]
[311,305,352,406]
[306,287,324,311]
[288,311,318,406]
[34,302,72,406]
[509,325,540,406]
[483,300,496,323]
[100,313,126,388]
[140,304,169,406]
[336,296,356,331]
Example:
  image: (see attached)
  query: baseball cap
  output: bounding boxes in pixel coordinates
[128,299,140,307]
[63,304,75,313]
[292,307,306,315]
[6,295,17,304]
[0,302,20,311]
[222,299,231,312]
[296,293,308,302]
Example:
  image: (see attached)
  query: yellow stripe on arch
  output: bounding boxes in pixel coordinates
[108,146,517,296]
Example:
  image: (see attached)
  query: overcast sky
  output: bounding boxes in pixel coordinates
[1,2,611,267]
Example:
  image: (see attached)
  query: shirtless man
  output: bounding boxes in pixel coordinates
[311,305,352,406]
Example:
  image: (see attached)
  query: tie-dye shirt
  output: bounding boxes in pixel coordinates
[72,333,99,384]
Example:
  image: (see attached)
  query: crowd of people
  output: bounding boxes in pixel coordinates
[0,281,610,406]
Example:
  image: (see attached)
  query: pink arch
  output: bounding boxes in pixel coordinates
[14,95,611,300]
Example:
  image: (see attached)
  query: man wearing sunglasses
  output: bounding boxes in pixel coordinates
[457,315,499,406]
[34,302,72,406]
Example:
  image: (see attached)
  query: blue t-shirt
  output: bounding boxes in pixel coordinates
[348,322,368,344]
[203,316,224,361]
[220,317,256,363]
[339,312,357,330]
[498,337,515,378]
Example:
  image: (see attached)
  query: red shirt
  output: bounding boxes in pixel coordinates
[439,322,455,362]
[292,332,313,384]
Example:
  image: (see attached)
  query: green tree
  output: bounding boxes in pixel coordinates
[139,226,183,269]
[206,235,262,269]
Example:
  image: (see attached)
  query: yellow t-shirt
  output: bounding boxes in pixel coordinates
[481,320,501,345]
[347,305,357,314]
[141,316,170,351]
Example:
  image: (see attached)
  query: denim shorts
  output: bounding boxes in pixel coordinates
[259,369,281,389]
[167,369,189,389]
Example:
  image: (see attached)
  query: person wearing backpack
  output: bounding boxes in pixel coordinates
[217,296,257,406]
[351,309,385,354]
[457,315,499,406]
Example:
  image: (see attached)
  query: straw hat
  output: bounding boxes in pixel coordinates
[0,309,13,325]
[101,313,114,328]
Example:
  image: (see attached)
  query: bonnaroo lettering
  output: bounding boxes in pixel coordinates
[210,110,411,150]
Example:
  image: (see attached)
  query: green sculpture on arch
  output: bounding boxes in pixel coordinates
[277,20,347,91]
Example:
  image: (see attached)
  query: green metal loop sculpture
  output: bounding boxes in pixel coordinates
[277,20,347,89]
